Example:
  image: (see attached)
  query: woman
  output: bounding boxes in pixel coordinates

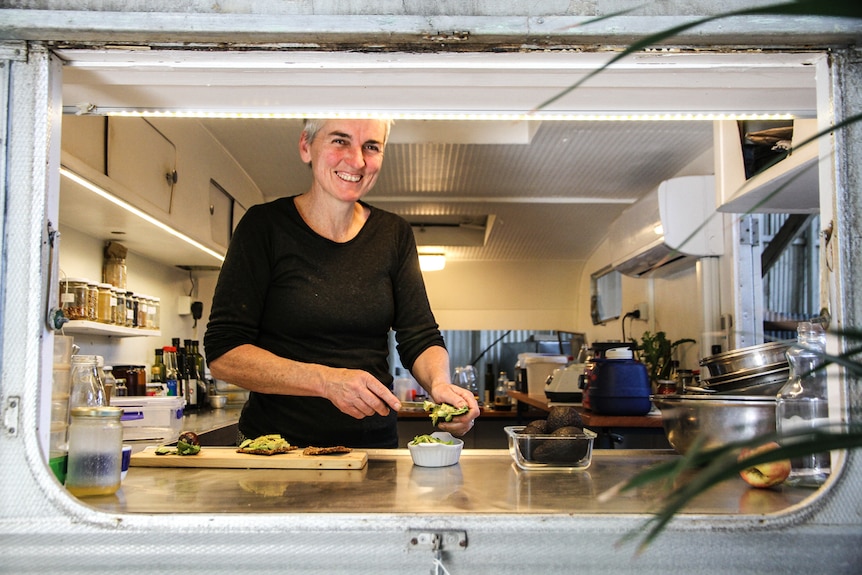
[204,118,479,448]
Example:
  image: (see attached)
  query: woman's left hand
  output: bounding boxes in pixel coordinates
[431,383,481,437]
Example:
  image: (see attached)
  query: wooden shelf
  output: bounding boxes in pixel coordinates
[508,390,664,429]
[62,320,160,338]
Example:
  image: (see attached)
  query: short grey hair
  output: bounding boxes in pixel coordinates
[302,118,393,145]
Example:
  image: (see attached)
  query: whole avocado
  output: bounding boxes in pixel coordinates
[546,406,584,432]
[532,426,588,463]
[522,419,549,435]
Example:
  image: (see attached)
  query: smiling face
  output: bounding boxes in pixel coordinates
[299,119,389,204]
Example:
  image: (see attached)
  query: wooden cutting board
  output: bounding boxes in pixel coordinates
[130,446,367,470]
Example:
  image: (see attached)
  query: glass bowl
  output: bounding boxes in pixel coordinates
[505,426,596,471]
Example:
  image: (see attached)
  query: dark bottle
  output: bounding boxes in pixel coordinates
[485,363,495,403]
[172,338,189,408]
[152,348,164,384]
[190,340,208,408]
[182,339,199,411]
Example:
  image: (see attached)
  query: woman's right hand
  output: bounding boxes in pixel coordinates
[322,367,402,419]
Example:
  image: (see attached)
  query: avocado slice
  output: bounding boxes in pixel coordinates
[423,400,469,426]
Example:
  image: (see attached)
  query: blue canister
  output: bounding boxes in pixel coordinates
[587,347,651,415]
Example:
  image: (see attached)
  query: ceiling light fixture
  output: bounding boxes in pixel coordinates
[65,106,798,123]
[418,253,446,272]
[59,167,226,263]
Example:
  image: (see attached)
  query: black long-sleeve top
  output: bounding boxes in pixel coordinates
[204,196,445,448]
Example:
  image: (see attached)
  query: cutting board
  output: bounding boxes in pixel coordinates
[130,446,367,470]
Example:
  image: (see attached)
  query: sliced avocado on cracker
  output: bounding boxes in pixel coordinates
[423,400,469,426]
[236,434,296,455]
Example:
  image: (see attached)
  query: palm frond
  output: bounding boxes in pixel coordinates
[605,425,862,552]
[534,0,862,113]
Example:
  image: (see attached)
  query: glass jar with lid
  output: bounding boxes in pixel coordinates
[113,289,126,326]
[69,355,107,409]
[103,257,127,289]
[136,293,148,328]
[59,278,89,321]
[96,283,113,324]
[65,406,124,497]
[150,296,160,330]
[124,291,136,327]
[86,282,99,321]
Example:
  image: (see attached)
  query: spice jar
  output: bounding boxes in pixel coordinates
[113,289,126,326]
[86,282,99,321]
[150,296,160,330]
[59,278,89,321]
[65,406,124,497]
[96,283,113,323]
[124,291,135,327]
[136,293,147,328]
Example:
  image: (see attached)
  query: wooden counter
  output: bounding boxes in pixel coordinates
[508,390,663,428]
[507,390,667,449]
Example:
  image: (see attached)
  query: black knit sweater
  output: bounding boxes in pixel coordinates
[204,196,444,448]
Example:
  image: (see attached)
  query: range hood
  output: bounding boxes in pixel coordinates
[610,175,724,277]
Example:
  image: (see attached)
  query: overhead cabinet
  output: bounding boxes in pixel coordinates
[59,115,265,269]
[107,117,177,216]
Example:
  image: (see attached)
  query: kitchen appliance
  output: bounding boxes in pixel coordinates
[521,354,568,396]
[586,347,651,416]
[544,364,585,403]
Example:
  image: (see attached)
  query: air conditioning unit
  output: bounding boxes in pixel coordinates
[610,175,724,277]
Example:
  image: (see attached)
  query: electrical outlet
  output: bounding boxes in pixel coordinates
[636,302,649,321]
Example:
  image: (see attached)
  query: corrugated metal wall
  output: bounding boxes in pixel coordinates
[762,213,820,340]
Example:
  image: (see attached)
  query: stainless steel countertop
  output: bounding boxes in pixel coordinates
[84,449,810,516]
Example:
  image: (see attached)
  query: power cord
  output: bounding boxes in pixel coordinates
[621,309,641,342]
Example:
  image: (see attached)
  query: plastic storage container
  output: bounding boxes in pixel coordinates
[587,347,651,415]
[110,395,184,442]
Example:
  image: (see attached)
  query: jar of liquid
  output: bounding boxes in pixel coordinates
[65,406,124,497]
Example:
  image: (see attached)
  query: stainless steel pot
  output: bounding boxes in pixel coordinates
[651,394,777,455]
[699,365,789,396]
[699,342,790,380]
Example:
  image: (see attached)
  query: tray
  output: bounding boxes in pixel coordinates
[130,446,367,470]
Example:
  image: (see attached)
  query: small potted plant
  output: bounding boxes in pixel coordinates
[634,331,696,387]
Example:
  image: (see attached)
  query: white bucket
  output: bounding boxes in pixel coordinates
[524,355,569,396]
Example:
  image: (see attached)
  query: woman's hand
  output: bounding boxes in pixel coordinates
[321,367,402,419]
[430,383,481,437]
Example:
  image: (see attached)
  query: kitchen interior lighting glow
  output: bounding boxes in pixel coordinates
[418,253,446,272]
[66,108,797,122]
[59,166,226,263]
